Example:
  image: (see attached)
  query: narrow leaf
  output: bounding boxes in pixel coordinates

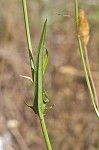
[33,19,47,115]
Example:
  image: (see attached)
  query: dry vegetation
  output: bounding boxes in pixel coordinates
[0,0,99,150]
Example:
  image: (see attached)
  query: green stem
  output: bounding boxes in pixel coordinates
[22,0,35,77]
[39,114,52,150]
[78,38,99,117]
[75,0,99,117]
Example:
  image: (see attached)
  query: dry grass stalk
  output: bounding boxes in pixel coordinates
[78,9,99,110]
[78,9,89,46]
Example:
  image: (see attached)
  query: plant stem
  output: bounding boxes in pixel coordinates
[78,38,99,117]
[22,0,53,149]
[39,114,52,150]
[75,0,99,117]
[22,0,35,77]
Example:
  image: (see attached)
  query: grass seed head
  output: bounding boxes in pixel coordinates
[78,9,89,46]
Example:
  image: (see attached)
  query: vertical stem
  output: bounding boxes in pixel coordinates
[39,114,52,150]
[78,38,99,117]
[84,46,99,109]
[22,0,35,76]
[75,0,99,117]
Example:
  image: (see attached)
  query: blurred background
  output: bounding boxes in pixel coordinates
[0,0,99,150]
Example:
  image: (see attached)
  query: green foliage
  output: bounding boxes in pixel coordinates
[33,19,49,115]
[22,0,49,116]
[22,0,52,149]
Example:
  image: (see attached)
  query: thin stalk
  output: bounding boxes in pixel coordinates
[78,38,99,117]
[22,0,35,78]
[84,46,99,110]
[39,114,52,150]
[75,0,99,117]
